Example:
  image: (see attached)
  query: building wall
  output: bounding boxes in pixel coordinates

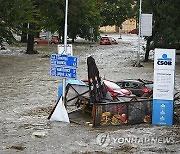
[100,25,117,33]
[100,19,137,33]
[122,19,137,33]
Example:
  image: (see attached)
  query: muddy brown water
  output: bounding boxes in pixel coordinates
[0,34,179,153]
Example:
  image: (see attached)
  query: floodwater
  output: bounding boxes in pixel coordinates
[0,34,179,153]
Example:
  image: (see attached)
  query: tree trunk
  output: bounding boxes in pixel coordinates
[35,32,40,38]
[144,36,153,62]
[72,38,75,43]
[21,35,27,43]
[144,49,150,62]
[26,24,36,54]
[21,23,28,43]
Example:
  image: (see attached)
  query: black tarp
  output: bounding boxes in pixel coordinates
[87,56,112,103]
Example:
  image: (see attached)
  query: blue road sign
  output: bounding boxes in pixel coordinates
[50,66,76,79]
[50,54,78,68]
[50,54,78,79]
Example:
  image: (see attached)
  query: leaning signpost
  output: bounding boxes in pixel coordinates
[49,54,78,123]
[48,0,77,122]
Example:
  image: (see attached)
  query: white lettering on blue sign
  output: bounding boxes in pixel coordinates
[160,110,165,115]
[51,54,57,60]
[160,116,165,121]
[57,56,68,61]
[65,73,71,78]
[57,61,66,65]
[50,54,78,79]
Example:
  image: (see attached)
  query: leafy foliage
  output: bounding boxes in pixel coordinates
[68,0,102,41]
[100,0,134,27]
[3,0,179,53]
[0,0,135,46]
[0,0,38,45]
[142,0,180,49]
[36,0,102,42]
[35,0,64,34]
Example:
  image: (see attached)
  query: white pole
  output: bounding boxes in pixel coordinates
[137,0,142,66]
[118,27,122,39]
[64,0,68,54]
[62,0,69,105]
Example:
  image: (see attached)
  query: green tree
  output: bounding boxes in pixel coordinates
[100,0,134,28]
[37,0,101,42]
[26,0,42,54]
[36,0,64,39]
[140,0,180,61]
[68,0,102,42]
[0,0,37,47]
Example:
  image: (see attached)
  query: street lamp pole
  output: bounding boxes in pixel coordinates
[137,0,142,67]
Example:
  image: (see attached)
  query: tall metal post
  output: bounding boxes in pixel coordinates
[137,0,142,67]
[62,0,69,105]
[64,0,68,53]
[118,26,122,39]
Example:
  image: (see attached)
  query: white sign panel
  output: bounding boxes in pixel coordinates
[46,31,52,40]
[153,48,176,126]
[153,48,176,100]
[153,69,175,100]
[154,48,176,70]
[57,44,73,56]
[141,14,152,36]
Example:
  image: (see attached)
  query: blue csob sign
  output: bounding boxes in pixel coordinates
[152,100,174,126]
[153,49,175,126]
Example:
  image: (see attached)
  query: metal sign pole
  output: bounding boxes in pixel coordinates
[62,0,69,105]
[137,0,142,67]
[118,26,122,39]
[64,0,68,53]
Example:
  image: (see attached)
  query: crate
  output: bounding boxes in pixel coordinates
[92,98,152,127]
